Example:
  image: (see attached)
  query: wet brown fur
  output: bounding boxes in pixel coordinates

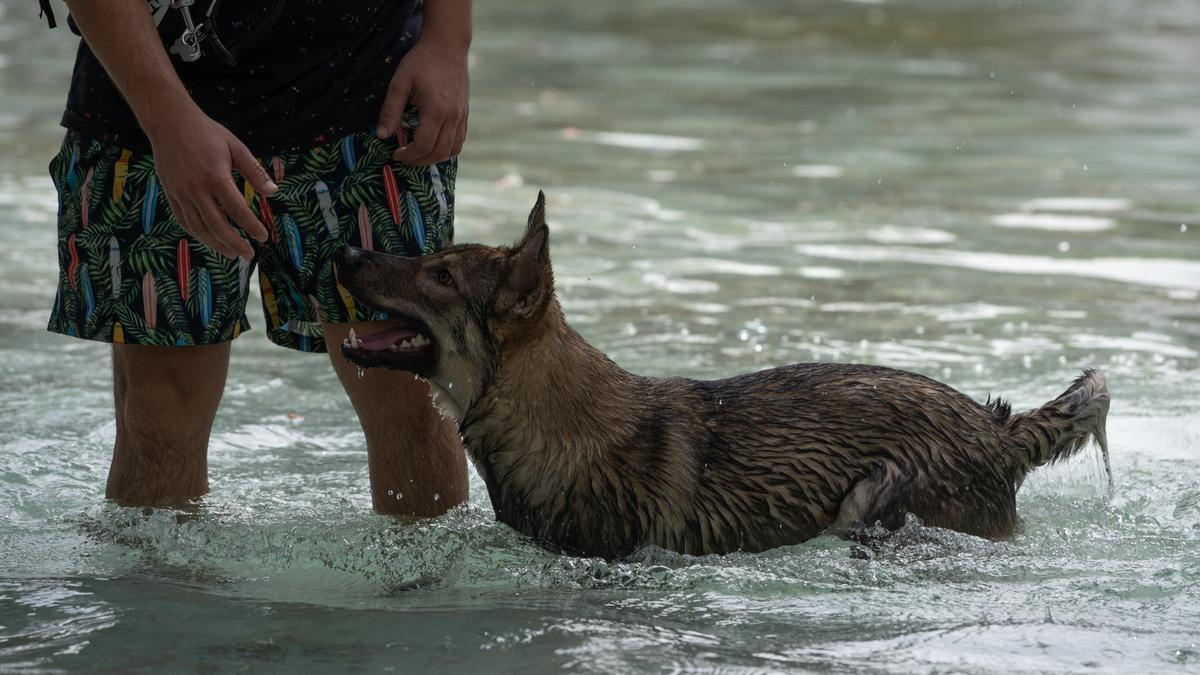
[337,193,1112,559]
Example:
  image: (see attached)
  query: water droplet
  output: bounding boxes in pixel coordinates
[356,367,365,380]
[387,489,394,496]
[1057,241,1070,253]
[433,493,441,502]
[1182,224,1189,233]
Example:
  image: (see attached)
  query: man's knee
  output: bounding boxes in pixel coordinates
[113,343,229,434]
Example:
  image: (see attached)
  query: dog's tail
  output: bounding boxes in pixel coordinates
[1004,368,1112,492]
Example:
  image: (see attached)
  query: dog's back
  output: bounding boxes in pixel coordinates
[634,363,1108,554]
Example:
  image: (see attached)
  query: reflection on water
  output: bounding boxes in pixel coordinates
[1,0,1198,672]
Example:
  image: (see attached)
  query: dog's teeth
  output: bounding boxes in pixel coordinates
[349,328,358,349]
[342,338,350,348]
[399,338,413,348]
[412,335,430,347]
[387,344,400,351]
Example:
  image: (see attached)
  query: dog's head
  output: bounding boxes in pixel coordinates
[336,192,554,411]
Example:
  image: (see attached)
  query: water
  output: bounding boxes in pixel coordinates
[2,0,1199,671]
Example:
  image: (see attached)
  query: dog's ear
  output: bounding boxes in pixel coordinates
[499,192,551,319]
[524,190,547,239]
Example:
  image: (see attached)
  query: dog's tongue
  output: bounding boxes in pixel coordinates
[356,326,420,351]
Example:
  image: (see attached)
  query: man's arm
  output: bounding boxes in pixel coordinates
[377,0,472,166]
[65,0,274,259]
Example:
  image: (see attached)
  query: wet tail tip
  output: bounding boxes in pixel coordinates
[1061,368,1109,409]
[1077,367,1106,389]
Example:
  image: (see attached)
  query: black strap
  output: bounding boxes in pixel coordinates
[207,0,287,67]
[39,0,57,28]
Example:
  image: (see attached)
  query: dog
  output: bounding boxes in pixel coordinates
[335,192,1112,559]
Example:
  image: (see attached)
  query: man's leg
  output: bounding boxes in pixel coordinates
[106,343,230,506]
[323,322,468,517]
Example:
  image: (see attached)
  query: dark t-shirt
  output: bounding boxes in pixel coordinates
[61,0,423,156]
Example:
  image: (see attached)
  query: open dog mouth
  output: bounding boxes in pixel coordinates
[339,320,437,373]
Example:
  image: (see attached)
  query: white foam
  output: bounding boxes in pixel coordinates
[796,244,1200,291]
[640,272,719,294]
[1069,334,1197,359]
[867,225,957,245]
[638,258,782,277]
[586,131,703,152]
[911,303,1024,323]
[790,164,844,178]
[799,266,845,279]
[1021,197,1131,212]
[991,213,1115,232]
[820,301,905,313]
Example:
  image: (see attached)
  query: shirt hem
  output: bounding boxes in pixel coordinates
[59,108,396,158]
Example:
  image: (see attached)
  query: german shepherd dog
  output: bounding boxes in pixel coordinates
[336,192,1112,559]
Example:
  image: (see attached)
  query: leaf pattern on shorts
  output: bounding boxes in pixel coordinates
[48,127,456,353]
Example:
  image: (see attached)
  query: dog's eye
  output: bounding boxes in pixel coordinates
[434,269,454,287]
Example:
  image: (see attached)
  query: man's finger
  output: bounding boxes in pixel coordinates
[408,120,454,166]
[377,75,413,139]
[196,197,253,259]
[167,195,195,238]
[421,125,456,166]
[393,115,442,163]
[450,117,468,157]
[231,142,278,198]
[182,202,235,258]
[217,180,269,244]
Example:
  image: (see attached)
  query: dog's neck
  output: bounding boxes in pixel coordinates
[457,297,646,512]
[465,297,640,454]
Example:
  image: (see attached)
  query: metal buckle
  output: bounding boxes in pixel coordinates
[168,0,206,63]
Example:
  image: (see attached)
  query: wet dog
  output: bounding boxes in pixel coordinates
[336,192,1111,559]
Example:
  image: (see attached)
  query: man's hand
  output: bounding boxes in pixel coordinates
[146,107,277,259]
[66,0,276,260]
[376,0,472,166]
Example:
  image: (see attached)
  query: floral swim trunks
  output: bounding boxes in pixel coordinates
[46,127,455,353]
